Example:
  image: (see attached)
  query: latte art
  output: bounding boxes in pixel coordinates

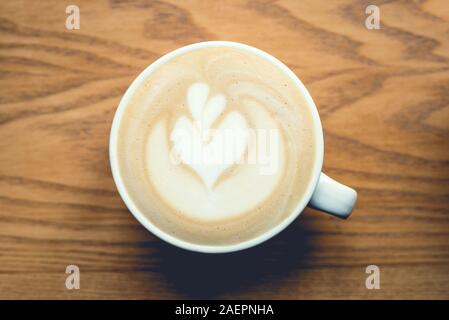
[116,46,317,245]
[170,82,250,190]
[150,81,284,220]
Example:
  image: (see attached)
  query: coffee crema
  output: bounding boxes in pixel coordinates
[116,46,317,245]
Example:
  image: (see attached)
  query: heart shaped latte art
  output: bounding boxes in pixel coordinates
[170,83,248,190]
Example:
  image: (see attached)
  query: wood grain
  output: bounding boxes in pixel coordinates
[1,0,448,299]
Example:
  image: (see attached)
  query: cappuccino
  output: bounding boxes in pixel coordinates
[115,46,317,245]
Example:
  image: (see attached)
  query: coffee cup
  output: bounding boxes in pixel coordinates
[109,41,357,253]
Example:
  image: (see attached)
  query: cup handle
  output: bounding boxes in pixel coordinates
[308,173,357,219]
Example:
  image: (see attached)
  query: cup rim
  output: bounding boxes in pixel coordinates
[109,41,324,253]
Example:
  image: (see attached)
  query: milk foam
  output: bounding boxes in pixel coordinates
[116,46,316,245]
[170,82,249,191]
[148,82,284,220]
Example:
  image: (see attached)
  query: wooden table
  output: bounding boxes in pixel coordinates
[1,0,448,299]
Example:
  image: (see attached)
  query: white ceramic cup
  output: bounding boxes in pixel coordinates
[109,41,357,253]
